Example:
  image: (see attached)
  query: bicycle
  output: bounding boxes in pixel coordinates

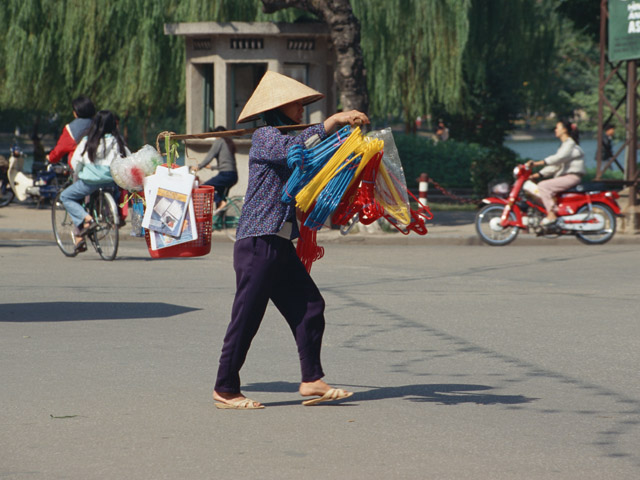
[52,183,120,260]
[210,187,243,241]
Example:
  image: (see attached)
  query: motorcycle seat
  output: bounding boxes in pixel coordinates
[565,182,608,194]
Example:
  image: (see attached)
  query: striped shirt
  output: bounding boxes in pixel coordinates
[235,124,327,241]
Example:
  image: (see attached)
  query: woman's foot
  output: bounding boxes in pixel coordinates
[299,380,353,406]
[213,391,263,409]
[212,200,228,215]
[299,379,333,397]
[541,214,557,226]
[74,217,97,237]
[73,239,87,253]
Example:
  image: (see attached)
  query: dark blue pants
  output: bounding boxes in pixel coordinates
[204,171,238,204]
[215,235,326,393]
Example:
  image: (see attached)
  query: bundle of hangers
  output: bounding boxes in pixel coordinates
[281,126,433,272]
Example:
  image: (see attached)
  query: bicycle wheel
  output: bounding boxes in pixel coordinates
[51,191,77,256]
[90,190,119,260]
[221,196,244,241]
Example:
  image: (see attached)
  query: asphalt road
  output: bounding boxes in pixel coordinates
[1,239,639,479]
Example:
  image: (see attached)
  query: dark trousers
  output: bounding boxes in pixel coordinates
[214,235,326,393]
[204,171,238,204]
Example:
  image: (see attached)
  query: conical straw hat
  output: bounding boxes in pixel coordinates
[237,71,324,124]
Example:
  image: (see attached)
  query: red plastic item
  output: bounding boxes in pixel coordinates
[296,210,325,272]
[145,185,215,258]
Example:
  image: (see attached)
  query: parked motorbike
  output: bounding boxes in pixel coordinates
[0,145,70,208]
[476,163,621,246]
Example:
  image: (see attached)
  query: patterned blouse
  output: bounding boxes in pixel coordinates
[235,123,327,241]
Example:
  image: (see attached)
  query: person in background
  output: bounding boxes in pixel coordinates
[212,71,368,409]
[47,95,96,167]
[435,120,449,141]
[30,133,47,172]
[527,119,585,226]
[601,123,615,165]
[60,110,129,253]
[192,126,238,212]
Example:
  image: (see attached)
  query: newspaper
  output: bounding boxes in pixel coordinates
[142,165,195,237]
[148,197,198,250]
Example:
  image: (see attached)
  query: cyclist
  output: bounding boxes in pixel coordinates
[60,110,129,253]
[47,95,96,168]
[192,126,238,212]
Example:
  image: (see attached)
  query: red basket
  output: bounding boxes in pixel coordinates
[145,185,215,258]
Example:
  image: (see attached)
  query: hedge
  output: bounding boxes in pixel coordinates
[391,133,520,197]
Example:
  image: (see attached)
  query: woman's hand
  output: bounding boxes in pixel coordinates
[526,160,544,170]
[324,110,370,134]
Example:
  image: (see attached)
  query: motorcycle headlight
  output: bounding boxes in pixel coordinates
[513,166,520,177]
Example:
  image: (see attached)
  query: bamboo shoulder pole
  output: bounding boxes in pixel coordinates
[160,124,314,142]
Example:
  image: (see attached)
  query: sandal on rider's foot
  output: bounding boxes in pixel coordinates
[74,240,87,254]
[541,217,557,227]
[77,220,98,237]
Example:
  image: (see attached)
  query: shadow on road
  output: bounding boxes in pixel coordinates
[0,301,201,322]
[243,381,536,407]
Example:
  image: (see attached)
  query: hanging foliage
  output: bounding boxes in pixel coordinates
[442,0,557,145]
[0,0,311,141]
[0,0,579,149]
[261,0,368,114]
[353,0,471,130]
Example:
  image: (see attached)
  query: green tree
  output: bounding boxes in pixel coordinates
[354,0,470,132]
[434,0,557,145]
[261,0,369,113]
[0,0,317,145]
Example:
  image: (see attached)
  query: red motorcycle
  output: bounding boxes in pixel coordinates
[476,164,621,246]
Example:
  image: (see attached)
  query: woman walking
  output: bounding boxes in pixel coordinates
[213,71,369,409]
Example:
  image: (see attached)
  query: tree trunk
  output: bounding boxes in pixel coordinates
[142,107,152,145]
[121,111,130,146]
[261,0,369,114]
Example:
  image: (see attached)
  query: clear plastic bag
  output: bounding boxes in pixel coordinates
[111,144,162,192]
[367,128,411,225]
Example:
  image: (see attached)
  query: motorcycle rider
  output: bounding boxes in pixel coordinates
[526,120,585,226]
[47,95,96,167]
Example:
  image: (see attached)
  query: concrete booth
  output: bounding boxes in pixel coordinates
[164,21,336,196]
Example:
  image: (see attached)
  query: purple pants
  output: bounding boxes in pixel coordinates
[214,235,326,393]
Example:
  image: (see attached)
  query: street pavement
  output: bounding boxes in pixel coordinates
[1,201,640,246]
[1,208,640,479]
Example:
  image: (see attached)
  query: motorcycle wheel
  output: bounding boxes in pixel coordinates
[575,203,616,245]
[0,179,14,207]
[475,204,519,246]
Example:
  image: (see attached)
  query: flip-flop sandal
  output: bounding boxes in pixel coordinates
[215,397,264,410]
[74,241,87,254]
[302,388,354,406]
[77,220,98,237]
